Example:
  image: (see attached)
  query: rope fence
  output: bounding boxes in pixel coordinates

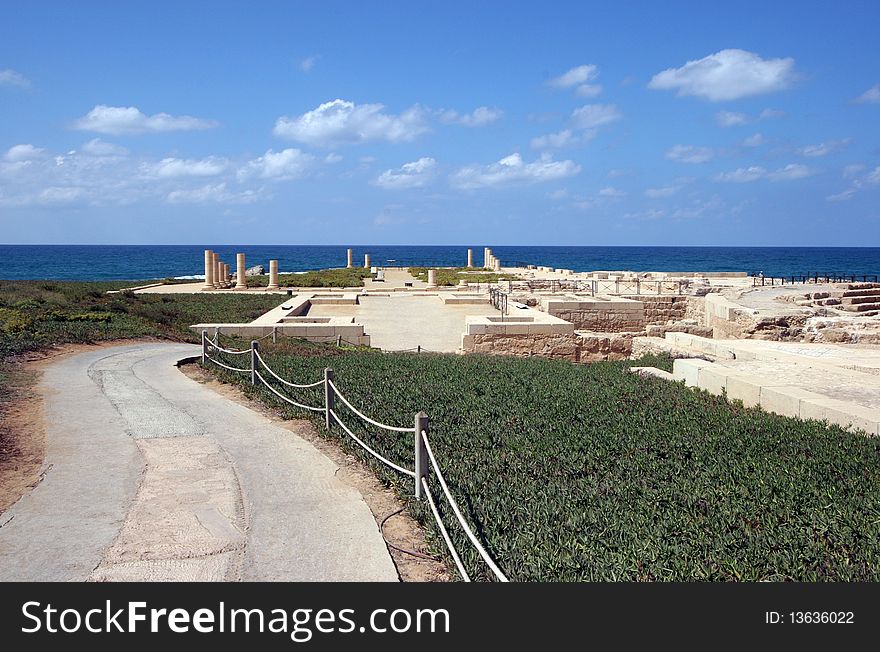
[200,329,508,582]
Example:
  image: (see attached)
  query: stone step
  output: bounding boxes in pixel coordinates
[838,302,880,313]
[846,283,880,291]
[841,294,880,304]
[841,287,880,298]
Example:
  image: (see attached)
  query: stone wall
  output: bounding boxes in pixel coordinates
[460,331,633,362]
[576,332,633,361]
[621,295,686,325]
[545,297,644,332]
[461,332,579,361]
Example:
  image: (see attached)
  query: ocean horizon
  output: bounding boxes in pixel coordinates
[1,244,879,282]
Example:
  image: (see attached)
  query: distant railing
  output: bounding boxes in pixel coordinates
[489,286,509,317]
[201,331,508,582]
[750,273,879,287]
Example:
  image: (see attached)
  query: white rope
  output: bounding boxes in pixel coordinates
[206,340,250,356]
[328,380,415,433]
[255,350,325,389]
[421,431,509,582]
[205,353,250,373]
[329,409,415,477]
[255,370,324,412]
[421,477,470,582]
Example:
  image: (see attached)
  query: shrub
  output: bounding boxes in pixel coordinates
[205,341,880,582]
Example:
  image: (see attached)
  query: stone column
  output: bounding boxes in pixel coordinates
[236,253,247,289]
[467,248,473,268]
[347,248,353,268]
[267,259,279,290]
[203,250,214,290]
[364,253,371,269]
[212,252,222,288]
[484,247,490,268]
[427,269,437,286]
[494,258,502,272]
[222,263,229,284]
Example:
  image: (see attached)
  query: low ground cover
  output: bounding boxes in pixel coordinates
[205,339,880,581]
[408,267,517,286]
[246,268,371,288]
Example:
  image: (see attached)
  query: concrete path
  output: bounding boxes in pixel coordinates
[0,343,398,582]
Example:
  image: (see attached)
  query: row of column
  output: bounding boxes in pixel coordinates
[202,250,279,291]
[345,247,486,270]
[483,247,502,271]
[345,248,373,269]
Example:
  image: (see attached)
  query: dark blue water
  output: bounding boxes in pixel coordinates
[1,245,878,281]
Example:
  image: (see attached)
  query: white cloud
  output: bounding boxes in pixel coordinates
[767,163,813,181]
[665,144,714,164]
[374,157,437,189]
[843,164,865,178]
[715,166,767,182]
[716,111,749,127]
[575,84,602,98]
[671,196,723,219]
[570,103,621,129]
[167,182,263,204]
[548,64,598,89]
[0,68,30,88]
[439,106,503,127]
[530,129,595,150]
[273,99,428,146]
[797,139,850,157]
[4,144,47,162]
[238,148,315,181]
[81,138,128,157]
[715,163,813,183]
[853,84,880,104]
[73,105,218,135]
[759,108,785,120]
[645,185,680,198]
[300,55,319,72]
[867,167,880,185]
[324,153,343,164]
[144,157,227,178]
[598,186,625,198]
[450,152,580,189]
[827,188,857,202]
[648,49,797,101]
[742,133,764,147]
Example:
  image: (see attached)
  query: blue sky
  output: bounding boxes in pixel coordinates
[1,1,878,246]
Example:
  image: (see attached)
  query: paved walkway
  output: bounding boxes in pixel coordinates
[0,343,398,581]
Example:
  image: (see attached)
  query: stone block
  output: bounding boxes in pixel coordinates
[672,358,714,387]
[724,376,761,408]
[799,398,880,436]
[759,386,825,419]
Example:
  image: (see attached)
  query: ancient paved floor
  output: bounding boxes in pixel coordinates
[0,343,398,582]
[309,294,499,352]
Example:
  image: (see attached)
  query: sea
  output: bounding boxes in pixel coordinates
[1,245,879,282]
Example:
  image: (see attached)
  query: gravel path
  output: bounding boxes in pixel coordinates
[0,342,398,581]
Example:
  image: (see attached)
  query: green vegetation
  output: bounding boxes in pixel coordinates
[627,352,675,373]
[206,339,880,581]
[0,280,282,359]
[246,268,371,288]
[408,267,517,286]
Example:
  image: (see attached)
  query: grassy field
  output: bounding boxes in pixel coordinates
[408,267,517,286]
[246,268,371,288]
[205,338,880,582]
[0,280,283,359]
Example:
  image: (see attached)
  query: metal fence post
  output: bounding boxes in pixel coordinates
[414,411,429,500]
[324,368,335,430]
[201,330,207,365]
[250,340,258,385]
[272,326,277,344]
